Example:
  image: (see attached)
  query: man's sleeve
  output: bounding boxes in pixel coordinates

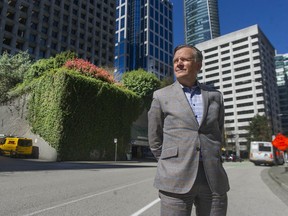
[148,92,163,160]
[218,93,225,142]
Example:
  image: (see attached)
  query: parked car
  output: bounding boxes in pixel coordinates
[0,136,38,159]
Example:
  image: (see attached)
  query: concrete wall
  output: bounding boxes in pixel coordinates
[0,95,57,161]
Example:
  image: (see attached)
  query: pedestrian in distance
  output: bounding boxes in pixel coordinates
[148,44,230,216]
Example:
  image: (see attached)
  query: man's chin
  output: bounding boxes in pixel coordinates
[175,74,187,79]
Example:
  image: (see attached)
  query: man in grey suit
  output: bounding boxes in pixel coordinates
[148,45,230,216]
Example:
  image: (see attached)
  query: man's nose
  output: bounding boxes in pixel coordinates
[176,58,184,64]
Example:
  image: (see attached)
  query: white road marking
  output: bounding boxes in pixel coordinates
[23,178,153,216]
[130,198,161,216]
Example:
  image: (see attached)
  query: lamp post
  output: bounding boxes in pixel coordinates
[114,138,118,162]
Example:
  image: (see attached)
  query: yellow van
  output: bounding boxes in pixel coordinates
[0,136,33,158]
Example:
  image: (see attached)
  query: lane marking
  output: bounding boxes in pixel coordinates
[130,198,160,216]
[23,178,153,216]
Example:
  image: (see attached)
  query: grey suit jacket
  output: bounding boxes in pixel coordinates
[148,81,230,194]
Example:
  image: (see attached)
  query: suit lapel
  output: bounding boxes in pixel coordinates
[172,81,199,127]
[199,84,209,127]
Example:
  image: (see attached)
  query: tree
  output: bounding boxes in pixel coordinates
[0,51,32,102]
[160,75,174,88]
[247,114,272,143]
[24,51,77,82]
[122,69,161,110]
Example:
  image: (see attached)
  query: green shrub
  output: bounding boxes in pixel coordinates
[122,69,161,110]
[24,51,76,82]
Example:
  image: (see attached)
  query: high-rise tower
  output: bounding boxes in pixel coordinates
[196,25,281,157]
[275,54,288,136]
[114,0,174,80]
[0,0,116,66]
[184,0,220,46]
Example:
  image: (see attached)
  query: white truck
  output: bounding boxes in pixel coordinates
[249,141,285,166]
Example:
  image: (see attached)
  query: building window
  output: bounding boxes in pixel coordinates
[39,50,46,58]
[40,38,47,46]
[223,77,231,81]
[206,53,218,59]
[28,46,35,54]
[17,29,25,37]
[52,31,58,38]
[19,17,27,25]
[223,83,232,88]
[41,27,48,34]
[221,50,229,55]
[237,102,253,107]
[7,11,15,20]
[29,34,37,42]
[5,24,13,32]
[236,95,253,100]
[223,90,232,95]
[224,98,233,102]
[31,22,38,30]
[20,5,28,12]
[233,45,248,52]
[3,37,12,46]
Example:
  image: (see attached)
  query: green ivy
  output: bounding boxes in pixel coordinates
[28,68,142,161]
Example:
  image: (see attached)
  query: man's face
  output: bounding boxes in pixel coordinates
[173,47,202,86]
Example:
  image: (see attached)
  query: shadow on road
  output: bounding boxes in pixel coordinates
[0,156,157,172]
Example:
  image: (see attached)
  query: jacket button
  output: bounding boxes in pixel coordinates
[196,147,200,151]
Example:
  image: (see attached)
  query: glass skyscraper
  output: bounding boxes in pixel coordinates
[114,0,174,80]
[184,0,220,46]
[275,54,288,135]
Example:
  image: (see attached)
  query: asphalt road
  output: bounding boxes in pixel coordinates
[0,156,287,216]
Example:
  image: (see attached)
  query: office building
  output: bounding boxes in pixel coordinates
[184,0,220,46]
[275,53,288,136]
[114,0,174,80]
[196,25,281,157]
[0,0,116,66]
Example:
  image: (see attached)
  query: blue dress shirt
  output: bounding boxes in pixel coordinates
[182,82,203,125]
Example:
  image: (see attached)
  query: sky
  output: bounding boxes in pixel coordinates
[171,0,288,54]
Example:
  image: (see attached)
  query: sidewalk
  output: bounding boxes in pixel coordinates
[268,165,288,192]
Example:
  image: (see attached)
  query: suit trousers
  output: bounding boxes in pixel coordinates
[159,162,227,216]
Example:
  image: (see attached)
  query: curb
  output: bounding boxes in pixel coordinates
[268,167,288,192]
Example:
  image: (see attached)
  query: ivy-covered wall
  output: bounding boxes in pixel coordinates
[28,68,141,161]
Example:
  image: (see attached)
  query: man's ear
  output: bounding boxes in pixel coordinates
[197,62,202,71]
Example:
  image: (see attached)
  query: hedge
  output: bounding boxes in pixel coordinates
[28,68,141,161]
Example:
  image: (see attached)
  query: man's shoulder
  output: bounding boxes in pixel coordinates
[154,82,176,95]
